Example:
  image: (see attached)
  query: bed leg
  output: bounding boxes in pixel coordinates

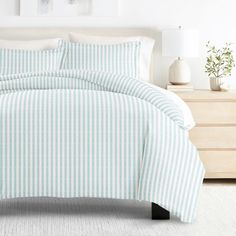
[152,203,170,220]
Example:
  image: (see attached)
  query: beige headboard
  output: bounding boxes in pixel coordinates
[0,28,162,84]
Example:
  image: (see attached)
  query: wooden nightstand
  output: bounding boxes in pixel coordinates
[174,90,236,179]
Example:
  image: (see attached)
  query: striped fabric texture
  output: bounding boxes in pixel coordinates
[0,70,185,129]
[0,46,65,75]
[62,41,141,79]
[0,70,205,223]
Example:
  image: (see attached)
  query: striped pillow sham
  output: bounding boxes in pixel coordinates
[0,45,65,75]
[62,41,141,79]
[69,33,155,82]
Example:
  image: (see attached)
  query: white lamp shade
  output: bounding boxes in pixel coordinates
[162,28,199,58]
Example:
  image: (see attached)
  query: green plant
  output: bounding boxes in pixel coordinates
[205,42,235,79]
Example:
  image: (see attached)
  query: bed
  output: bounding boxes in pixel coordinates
[0,28,205,223]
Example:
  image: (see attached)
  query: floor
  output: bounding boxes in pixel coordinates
[0,181,235,236]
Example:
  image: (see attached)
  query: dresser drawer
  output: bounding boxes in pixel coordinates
[186,102,236,125]
[199,151,236,178]
[175,90,236,178]
[190,127,236,149]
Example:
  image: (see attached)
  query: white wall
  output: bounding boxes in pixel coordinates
[0,0,19,15]
[0,0,236,88]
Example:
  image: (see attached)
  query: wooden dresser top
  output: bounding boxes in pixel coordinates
[176,90,236,102]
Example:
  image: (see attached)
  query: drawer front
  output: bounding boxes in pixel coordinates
[186,102,236,125]
[190,127,236,149]
[199,151,236,178]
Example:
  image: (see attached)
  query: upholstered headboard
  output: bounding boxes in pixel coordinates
[0,28,161,84]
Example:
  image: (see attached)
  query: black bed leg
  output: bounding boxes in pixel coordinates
[152,203,170,220]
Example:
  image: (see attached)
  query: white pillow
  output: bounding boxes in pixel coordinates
[69,32,155,82]
[0,38,62,50]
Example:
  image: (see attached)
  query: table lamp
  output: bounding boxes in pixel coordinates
[162,26,199,85]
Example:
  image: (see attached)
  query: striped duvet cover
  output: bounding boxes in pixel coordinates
[0,70,204,223]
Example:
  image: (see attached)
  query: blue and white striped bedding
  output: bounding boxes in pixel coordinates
[62,41,141,79]
[0,70,204,223]
[0,46,65,75]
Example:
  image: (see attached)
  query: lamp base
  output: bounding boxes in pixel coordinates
[169,58,191,85]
